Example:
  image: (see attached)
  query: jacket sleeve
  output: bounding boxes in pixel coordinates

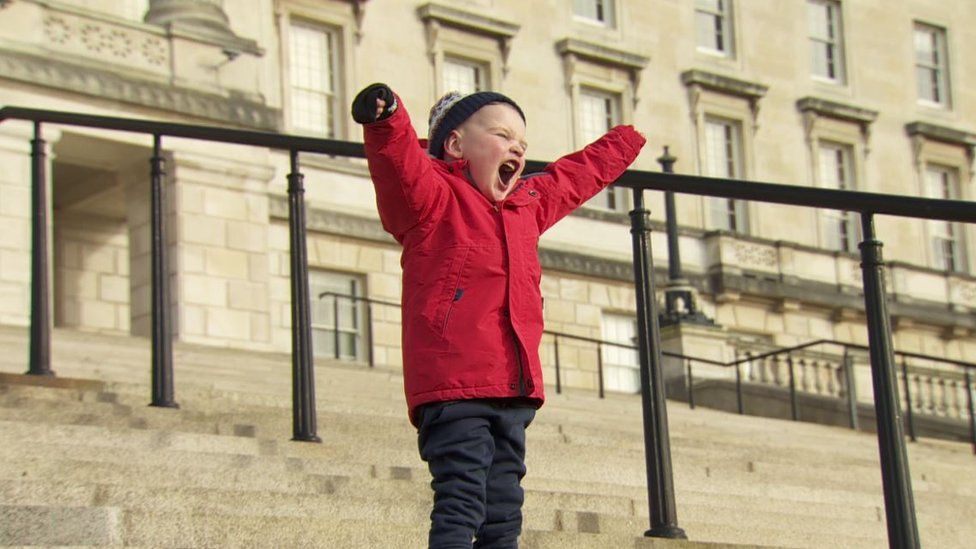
[362,94,447,241]
[532,125,646,233]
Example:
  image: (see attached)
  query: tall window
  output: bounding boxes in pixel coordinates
[310,271,368,361]
[704,118,748,233]
[914,23,950,107]
[601,313,639,393]
[579,89,626,211]
[442,56,487,95]
[574,0,616,28]
[925,166,964,272]
[289,21,339,137]
[696,0,734,57]
[807,0,845,83]
[817,143,858,252]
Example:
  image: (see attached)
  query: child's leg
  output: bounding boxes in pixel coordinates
[417,401,496,549]
[474,405,535,549]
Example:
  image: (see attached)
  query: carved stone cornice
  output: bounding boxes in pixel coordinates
[538,248,635,282]
[0,48,280,130]
[145,0,262,57]
[681,69,768,101]
[269,196,395,245]
[417,3,520,69]
[556,38,649,72]
[797,97,878,125]
[906,121,976,168]
[417,3,519,41]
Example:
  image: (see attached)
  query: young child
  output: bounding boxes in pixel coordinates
[351,83,645,548]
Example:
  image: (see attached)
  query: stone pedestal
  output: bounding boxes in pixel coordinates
[660,321,731,398]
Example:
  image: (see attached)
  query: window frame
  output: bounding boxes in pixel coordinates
[310,270,369,362]
[703,116,749,234]
[577,86,629,212]
[441,55,490,95]
[695,0,735,58]
[815,141,860,253]
[924,164,966,273]
[285,18,342,138]
[913,22,951,109]
[573,0,617,28]
[807,0,846,84]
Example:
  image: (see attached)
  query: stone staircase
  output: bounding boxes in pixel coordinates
[0,325,973,548]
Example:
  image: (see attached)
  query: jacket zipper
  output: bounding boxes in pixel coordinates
[512,331,527,397]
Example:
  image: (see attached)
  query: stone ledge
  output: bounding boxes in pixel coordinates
[0,48,280,131]
[682,69,768,101]
[416,2,520,40]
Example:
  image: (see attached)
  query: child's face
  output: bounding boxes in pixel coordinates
[444,103,527,203]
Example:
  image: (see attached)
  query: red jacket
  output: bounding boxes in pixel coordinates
[363,97,646,425]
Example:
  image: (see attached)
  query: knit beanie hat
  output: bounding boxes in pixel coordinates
[427,91,525,159]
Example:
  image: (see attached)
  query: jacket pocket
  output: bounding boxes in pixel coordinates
[431,247,470,338]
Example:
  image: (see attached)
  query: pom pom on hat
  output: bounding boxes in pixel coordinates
[427,91,525,159]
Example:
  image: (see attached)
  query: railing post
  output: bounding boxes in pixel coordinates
[149,135,177,408]
[734,360,744,415]
[686,359,694,410]
[366,300,374,367]
[899,355,917,442]
[787,354,798,421]
[965,370,975,456]
[858,213,919,548]
[629,186,686,540]
[843,349,859,431]
[333,296,341,360]
[597,342,605,399]
[554,336,562,394]
[28,121,53,377]
[288,150,320,443]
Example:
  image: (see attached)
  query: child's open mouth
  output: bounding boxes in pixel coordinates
[498,160,519,187]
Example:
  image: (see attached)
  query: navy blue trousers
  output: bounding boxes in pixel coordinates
[417,399,536,549]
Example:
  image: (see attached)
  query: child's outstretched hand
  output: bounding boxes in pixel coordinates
[351,83,397,124]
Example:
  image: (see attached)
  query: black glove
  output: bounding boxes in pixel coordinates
[351,83,397,124]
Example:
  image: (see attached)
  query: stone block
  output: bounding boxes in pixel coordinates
[0,183,29,218]
[228,280,269,312]
[98,274,129,304]
[206,308,251,340]
[79,245,117,274]
[205,248,249,280]
[0,217,28,251]
[248,252,269,282]
[0,249,30,283]
[372,321,401,347]
[544,299,574,323]
[61,269,98,300]
[358,247,384,272]
[574,303,602,327]
[178,184,205,214]
[382,250,402,274]
[203,187,249,220]
[179,245,205,274]
[250,312,271,343]
[368,273,401,300]
[181,215,226,247]
[182,304,206,336]
[246,194,269,223]
[78,300,119,330]
[269,276,291,301]
[127,223,151,257]
[0,505,122,546]
[267,224,289,252]
[116,305,130,332]
[182,274,227,307]
[559,278,588,302]
[227,221,267,252]
[0,282,27,317]
[587,283,611,307]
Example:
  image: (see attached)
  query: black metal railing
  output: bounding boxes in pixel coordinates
[4,105,976,548]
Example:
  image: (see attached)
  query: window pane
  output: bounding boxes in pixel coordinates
[914,24,948,106]
[602,313,639,393]
[696,0,731,55]
[925,166,962,271]
[705,119,746,232]
[443,58,483,95]
[580,89,623,210]
[808,1,843,82]
[574,0,615,26]
[290,22,337,136]
[309,271,367,360]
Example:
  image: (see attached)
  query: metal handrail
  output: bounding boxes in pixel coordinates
[8,104,976,546]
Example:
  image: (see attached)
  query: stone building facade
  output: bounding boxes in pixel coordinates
[1,0,974,414]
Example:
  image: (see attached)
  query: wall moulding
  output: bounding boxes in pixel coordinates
[0,48,280,130]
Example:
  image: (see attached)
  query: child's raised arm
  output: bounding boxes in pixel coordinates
[351,84,446,242]
[532,126,646,232]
